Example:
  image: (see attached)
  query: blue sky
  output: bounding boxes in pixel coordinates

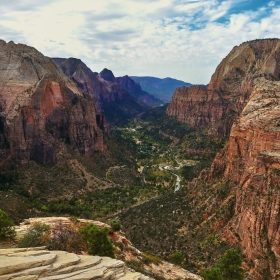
[1,0,280,84]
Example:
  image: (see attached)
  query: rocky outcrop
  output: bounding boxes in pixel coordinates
[0,40,105,166]
[116,76,164,106]
[167,39,280,137]
[174,39,280,277]
[13,217,202,280]
[214,77,280,277]
[0,247,152,280]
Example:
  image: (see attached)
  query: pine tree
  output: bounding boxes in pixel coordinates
[80,224,114,258]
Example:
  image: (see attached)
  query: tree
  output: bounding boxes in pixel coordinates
[202,267,223,280]
[0,209,16,241]
[170,251,184,265]
[80,224,114,258]
[217,249,244,280]
[111,220,121,232]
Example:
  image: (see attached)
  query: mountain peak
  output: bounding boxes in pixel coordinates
[98,68,116,83]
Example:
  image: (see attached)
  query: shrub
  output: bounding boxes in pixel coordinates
[111,220,121,232]
[0,209,16,241]
[170,251,184,265]
[46,221,86,253]
[202,267,223,280]
[80,223,114,258]
[18,222,50,248]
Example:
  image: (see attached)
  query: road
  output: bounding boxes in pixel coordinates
[159,166,181,192]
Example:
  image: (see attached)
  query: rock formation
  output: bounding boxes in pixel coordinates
[116,75,163,106]
[0,40,105,166]
[167,39,280,137]
[11,217,202,280]
[168,39,280,277]
[0,247,152,280]
[53,58,149,124]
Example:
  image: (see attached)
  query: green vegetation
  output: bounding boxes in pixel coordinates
[0,209,16,241]
[202,249,244,280]
[111,220,121,232]
[202,267,223,280]
[170,251,184,265]
[18,222,50,248]
[80,224,115,258]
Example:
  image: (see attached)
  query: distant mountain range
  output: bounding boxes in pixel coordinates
[130,76,193,101]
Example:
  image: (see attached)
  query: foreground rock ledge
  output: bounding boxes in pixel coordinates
[0,247,152,280]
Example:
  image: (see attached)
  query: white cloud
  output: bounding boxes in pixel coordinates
[1,0,280,84]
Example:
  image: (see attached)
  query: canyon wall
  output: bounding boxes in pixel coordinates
[0,40,105,166]
[167,39,280,137]
[168,39,280,278]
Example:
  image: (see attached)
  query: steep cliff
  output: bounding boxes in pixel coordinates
[119,39,280,279]
[0,40,105,166]
[53,59,149,125]
[167,39,280,137]
[168,39,280,278]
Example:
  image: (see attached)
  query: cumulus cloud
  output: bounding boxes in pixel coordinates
[1,0,280,83]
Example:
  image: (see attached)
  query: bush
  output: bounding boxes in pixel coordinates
[0,209,16,241]
[18,222,50,248]
[46,221,86,253]
[202,267,223,280]
[170,251,184,265]
[111,220,121,232]
[80,223,114,258]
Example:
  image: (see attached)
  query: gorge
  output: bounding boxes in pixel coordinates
[1,38,280,279]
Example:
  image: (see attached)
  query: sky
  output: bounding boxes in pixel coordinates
[1,0,280,84]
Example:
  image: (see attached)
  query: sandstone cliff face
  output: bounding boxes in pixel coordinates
[167,39,280,137]
[177,39,280,277]
[52,58,127,106]
[0,40,105,166]
[216,77,280,277]
[53,59,148,125]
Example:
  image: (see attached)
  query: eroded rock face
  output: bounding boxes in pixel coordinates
[215,77,280,277]
[0,40,105,166]
[178,39,280,277]
[13,217,203,280]
[0,247,153,280]
[167,39,280,137]
[52,58,129,106]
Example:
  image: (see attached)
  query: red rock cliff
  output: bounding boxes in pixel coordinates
[0,40,105,165]
[180,39,280,278]
[167,39,280,137]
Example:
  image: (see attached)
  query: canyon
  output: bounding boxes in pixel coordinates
[166,39,280,278]
[1,38,280,279]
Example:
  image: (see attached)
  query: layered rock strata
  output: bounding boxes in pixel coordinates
[167,39,280,137]
[178,39,280,277]
[0,247,152,280]
[13,217,202,280]
[0,40,105,166]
